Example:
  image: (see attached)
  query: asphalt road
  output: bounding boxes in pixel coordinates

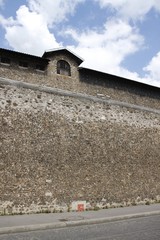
[0,214,160,240]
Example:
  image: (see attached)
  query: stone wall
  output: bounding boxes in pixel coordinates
[0,82,160,214]
[0,57,160,110]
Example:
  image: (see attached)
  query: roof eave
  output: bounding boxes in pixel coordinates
[42,48,84,64]
[78,66,160,90]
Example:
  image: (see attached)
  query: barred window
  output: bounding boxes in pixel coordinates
[57,60,71,76]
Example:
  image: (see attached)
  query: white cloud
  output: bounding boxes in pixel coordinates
[143,52,160,86]
[0,0,160,87]
[1,5,60,55]
[27,0,85,26]
[95,0,160,20]
[65,17,160,87]
[65,19,144,74]
[0,0,85,55]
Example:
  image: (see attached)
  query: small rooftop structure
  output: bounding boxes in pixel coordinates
[42,47,84,65]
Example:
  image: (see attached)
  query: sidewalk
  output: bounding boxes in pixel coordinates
[0,204,160,235]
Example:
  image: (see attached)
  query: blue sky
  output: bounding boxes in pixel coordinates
[0,0,160,87]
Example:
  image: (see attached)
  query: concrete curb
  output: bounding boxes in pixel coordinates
[0,210,160,235]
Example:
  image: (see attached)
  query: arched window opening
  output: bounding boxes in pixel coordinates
[57,60,71,76]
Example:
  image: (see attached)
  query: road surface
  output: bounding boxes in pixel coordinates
[0,214,160,240]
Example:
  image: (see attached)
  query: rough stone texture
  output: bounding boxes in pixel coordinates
[0,54,160,111]
[0,84,160,214]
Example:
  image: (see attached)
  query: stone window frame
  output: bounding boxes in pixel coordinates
[35,64,46,72]
[0,57,11,65]
[19,61,28,68]
[57,60,71,76]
